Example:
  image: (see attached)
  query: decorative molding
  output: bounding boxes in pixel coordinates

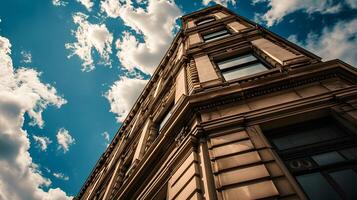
[174,126,189,147]
[193,70,339,112]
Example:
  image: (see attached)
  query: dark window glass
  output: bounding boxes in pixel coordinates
[271,122,345,150]
[330,169,357,200]
[217,54,257,70]
[158,104,174,131]
[297,173,341,200]
[202,29,230,42]
[196,17,215,26]
[221,62,267,80]
[267,118,357,200]
[340,147,357,160]
[312,152,345,166]
[216,54,268,81]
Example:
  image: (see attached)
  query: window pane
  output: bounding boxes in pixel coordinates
[203,30,228,40]
[340,147,357,160]
[159,111,172,131]
[222,62,267,80]
[271,122,345,150]
[204,33,230,42]
[312,152,345,166]
[330,169,357,199]
[297,173,341,200]
[217,54,257,70]
[196,18,215,25]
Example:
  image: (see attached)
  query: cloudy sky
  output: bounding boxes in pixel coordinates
[0,0,356,199]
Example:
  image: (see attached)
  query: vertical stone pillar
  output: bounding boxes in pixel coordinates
[213,12,228,19]
[194,54,221,87]
[153,77,162,98]
[227,21,248,32]
[198,138,217,200]
[175,66,187,103]
[132,119,151,161]
[189,33,202,46]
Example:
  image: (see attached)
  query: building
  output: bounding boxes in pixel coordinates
[76,5,357,200]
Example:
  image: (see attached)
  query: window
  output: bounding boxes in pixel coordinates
[202,29,231,42]
[296,173,341,200]
[158,103,174,131]
[296,168,357,200]
[270,119,346,151]
[216,54,268,81]
[196,17,215,26]
[266,118,357,200]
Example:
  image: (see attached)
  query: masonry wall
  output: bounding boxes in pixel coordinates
[161,77,357,200]
[76,5,357,200]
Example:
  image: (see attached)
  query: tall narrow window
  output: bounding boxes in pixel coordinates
[202,29,231,42]
[158,103,174,131]
[266,118,357,200]
[216,54,268,81]
[196,17,215,26]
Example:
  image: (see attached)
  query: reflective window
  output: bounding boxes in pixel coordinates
[330,169,357,199]
[340,147,357,160]
[218,54,257,70]
[297,173,341,200]
[196,17,215,26]
[267,118,357,200]
[202,29,231,42]
[217,54,268,81]
[271,121,345,150]
[158,104,174,131]
[312,152,345,166]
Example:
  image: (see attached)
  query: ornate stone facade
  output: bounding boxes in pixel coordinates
[76,5,357,200]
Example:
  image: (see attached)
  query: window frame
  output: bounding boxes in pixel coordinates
[158,103,174,131]
[268,117,354,156]
[195,16,216,26]
[202,28,231,43]
[214,52,270,81]
[266,117,357,200]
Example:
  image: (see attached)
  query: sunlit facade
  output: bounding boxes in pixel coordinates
[77,5,357,200]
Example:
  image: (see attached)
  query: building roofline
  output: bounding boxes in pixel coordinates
[181,4,228,20]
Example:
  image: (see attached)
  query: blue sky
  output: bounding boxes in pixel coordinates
[0,0,356,199]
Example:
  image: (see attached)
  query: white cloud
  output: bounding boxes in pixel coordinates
[253,0,342,27]
[101,0,181,74]
[66,12,113,71]
[52,0,68,6]
[101,131,109,141]
[33,135,52,151]
[56,128,75,153]
[202,0,236,6]
[53,172,69,181]
[0,36,71,199]
[105,77,147,122]
[21,50,32,64]
[288,19,357,66]
[101,131,110,146]
[100,0,123,18]
[77,0,94,11]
